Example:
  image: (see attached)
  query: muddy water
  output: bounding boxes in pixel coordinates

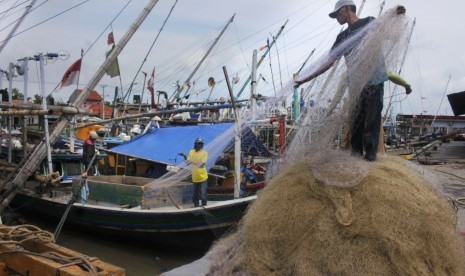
[21,215,206,275]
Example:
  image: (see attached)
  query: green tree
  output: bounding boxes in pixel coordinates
[33,94,42,104]
[47,95,55,106]
[32,94,55,105]
[12,88,24,100]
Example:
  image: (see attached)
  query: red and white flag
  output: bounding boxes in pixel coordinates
[147,67,156,108]
[107,32,115,45]
[259,45,268,51]
[60,58,82,88]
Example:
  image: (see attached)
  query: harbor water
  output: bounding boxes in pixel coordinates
[19,214,207,275]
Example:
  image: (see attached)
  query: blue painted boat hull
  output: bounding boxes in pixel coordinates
[11,192,254,249]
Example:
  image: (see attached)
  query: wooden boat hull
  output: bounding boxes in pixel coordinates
[11,191,255,249]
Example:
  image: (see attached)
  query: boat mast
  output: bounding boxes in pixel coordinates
[169,14,236,103]
[0,0,37,55]
[0,0,161,213]
[293,48,315,122]
[236,19,289,98]
[250,50,258,121]
[223,66,241,199]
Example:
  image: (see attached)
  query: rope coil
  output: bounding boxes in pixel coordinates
[0,224,99,273]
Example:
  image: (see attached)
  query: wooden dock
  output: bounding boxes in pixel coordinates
[0,224,125,275]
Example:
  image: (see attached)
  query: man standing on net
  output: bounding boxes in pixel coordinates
[294,0,406,161]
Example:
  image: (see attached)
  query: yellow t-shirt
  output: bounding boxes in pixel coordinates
[188,149,208,183]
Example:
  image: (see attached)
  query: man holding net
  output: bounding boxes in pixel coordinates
[294,0,406,161]
[185,138,209,207]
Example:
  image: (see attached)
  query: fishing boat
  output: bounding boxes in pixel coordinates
[10,123,270,249]
[12,176,256,249]
[1,1,286,251]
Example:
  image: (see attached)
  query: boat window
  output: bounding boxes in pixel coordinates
[64,160,83,176]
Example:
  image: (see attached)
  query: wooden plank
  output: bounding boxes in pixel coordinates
[20,241,125,275]
[0,263,8,276]
[0,246,95,276]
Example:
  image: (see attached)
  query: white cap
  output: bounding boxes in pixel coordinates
[329,0,356,18]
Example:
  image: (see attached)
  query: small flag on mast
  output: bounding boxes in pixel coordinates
[60,58,82,88]
[107,32,115,45]
[259,45,268,51]
[147,67,156,109]
[105,45,120,78]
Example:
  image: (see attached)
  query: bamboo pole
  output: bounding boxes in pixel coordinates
[0,102,91,115]
[0,110,52,116]
[75,103,243,129]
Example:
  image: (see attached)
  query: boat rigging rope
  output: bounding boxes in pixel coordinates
[456,198,465,207]
[121,0,179,104]
[273,35,284,90]
[233,21,251,73]
[433,165,465,181]
[267,39,277,97]
[426,165,465,210]
[0,0,90,45]
[0,224,99,273]
[0,224,54,244]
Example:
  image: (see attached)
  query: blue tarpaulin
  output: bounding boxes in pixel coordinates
[106,123,269,170]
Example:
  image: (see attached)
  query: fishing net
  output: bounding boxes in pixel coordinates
[140,117,266,240]
[204,6,465,274]
[142,7,414,203]
[207,155,465,275]
[281,7,412,187]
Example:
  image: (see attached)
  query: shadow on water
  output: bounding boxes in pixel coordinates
[10,212,208,275]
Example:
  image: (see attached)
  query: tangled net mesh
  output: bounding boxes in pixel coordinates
[206,7,465,275]
[282,7,412,187]
[207,155,465,275]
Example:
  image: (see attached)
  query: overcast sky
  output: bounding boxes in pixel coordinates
[0,0,462,116]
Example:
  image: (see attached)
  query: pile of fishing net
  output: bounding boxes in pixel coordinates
[207,154,465,275]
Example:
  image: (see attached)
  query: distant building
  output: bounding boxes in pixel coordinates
[396,114,465,137]
[69,89,113,119]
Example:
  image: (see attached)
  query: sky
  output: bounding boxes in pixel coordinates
[0,0,462,116]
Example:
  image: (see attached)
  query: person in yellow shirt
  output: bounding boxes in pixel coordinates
[186,138,208,207]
